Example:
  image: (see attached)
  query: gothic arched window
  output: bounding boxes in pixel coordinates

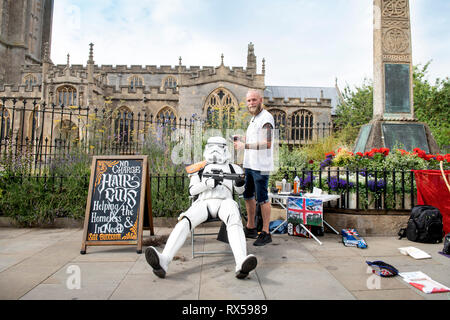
[28,105,39,143]
[54,120,79,148]
[114,106,134,144]
[57,85,77,106]
[23,74,37,89]
[0,106,11,141]
[291,109,314,141]
[204,88,238,128]
[269,109,287,128]
[157,107,177,127]
[129,76,143,90]
[269,109,287,139]
[163,76,177,90]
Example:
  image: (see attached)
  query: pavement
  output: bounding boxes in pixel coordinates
[0,226,449,301]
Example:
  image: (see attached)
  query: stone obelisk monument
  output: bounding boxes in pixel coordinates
[355,0,439,153]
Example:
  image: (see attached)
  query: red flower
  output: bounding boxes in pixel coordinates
[356,152,364,157]
[309,160,314,164]
[325,151,335,158]
[414,148,427,158]
[436,155,444,162]
[380,148,390,156]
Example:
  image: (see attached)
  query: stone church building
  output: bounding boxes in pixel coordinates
[0,0,343,146]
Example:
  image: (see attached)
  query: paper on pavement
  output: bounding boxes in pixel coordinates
[398,246,431,259]
[399,271,450,294]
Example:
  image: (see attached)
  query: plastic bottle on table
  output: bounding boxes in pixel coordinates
[281,178,286,193]
[293,176,300,194]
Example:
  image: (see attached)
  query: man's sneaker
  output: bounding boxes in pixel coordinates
[253,231,272,246]
[244,227,258,239]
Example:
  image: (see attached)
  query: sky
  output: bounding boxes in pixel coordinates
[51,0,449,89]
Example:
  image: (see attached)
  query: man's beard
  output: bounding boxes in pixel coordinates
[249,103,262,115]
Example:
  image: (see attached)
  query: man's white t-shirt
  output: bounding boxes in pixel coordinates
[243,109,275,173]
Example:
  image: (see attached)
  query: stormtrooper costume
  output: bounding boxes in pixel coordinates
[145,136,257,279]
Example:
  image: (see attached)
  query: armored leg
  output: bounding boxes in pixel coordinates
[218,199,257,278]
[145,201,208,278]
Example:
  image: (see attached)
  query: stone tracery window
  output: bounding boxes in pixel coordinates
[54,120,79,148]
[157,106,177,126]
[291,109,314,141]
[114,106,134,144]
[204,88,238,128]
[269,109,287,128]
[23,74,38,89]
[163,76,177,90]
[269,109,287,139]
[57,85,77,106]
[29,105,39,143]
[0,106,11,141]
[129,76,143,90]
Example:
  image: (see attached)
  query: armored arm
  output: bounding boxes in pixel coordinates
[188,172,208,196]
[230,164,245,195]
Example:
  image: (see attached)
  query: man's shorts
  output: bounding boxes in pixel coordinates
[243,168,269,204]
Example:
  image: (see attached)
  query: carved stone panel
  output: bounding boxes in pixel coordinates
[380,0,411,63]
[383,28,409,54]
[382,0,409,19]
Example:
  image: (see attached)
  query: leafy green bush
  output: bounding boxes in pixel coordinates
[0,150,91,226]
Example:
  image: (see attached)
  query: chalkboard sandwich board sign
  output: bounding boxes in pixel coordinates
[81,155,154,254]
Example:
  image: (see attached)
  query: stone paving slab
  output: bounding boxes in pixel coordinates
[256,262,356,300]
[21,261,135,300]
[0,227,449,301]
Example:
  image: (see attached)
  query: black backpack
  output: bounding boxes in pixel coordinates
[443,234,450,255]
[399,205,443,243]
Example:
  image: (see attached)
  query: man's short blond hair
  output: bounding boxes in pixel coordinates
[246,89,262,99]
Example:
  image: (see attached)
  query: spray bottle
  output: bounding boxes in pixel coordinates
[294,176,300,194]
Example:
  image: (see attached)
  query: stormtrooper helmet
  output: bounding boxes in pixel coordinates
[203,136,230,164]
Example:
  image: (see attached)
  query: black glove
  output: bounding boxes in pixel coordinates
[214,178,223,188]
[235,177,245,187]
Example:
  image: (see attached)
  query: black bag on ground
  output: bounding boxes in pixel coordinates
[443,234,450,254]
[398,205,443,243]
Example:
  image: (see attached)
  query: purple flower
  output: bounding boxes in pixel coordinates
[320,157,333,169]
[327,176,354,191]
[299,174,316,188]
[368,179,386,192]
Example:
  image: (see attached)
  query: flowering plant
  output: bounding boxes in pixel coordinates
[321,147,450,171]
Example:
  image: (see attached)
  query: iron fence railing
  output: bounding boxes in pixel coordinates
[0,99,417,216]
[0,99,338,172]
[277,168,416,211]
[0,167,417,219]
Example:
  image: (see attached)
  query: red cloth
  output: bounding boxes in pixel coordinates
[413,170,450,235]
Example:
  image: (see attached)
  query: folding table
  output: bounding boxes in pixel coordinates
[269,193,340,245]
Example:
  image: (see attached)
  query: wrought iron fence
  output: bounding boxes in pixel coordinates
[0,98,417,216]
[0,99,337,172]
[0,167,417,220]
[276,168,417,211]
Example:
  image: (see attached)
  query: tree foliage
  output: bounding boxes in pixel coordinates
[413,62,450,152]
[334,62,449,151]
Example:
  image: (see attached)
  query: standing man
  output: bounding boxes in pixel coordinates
[234,89,274,246]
